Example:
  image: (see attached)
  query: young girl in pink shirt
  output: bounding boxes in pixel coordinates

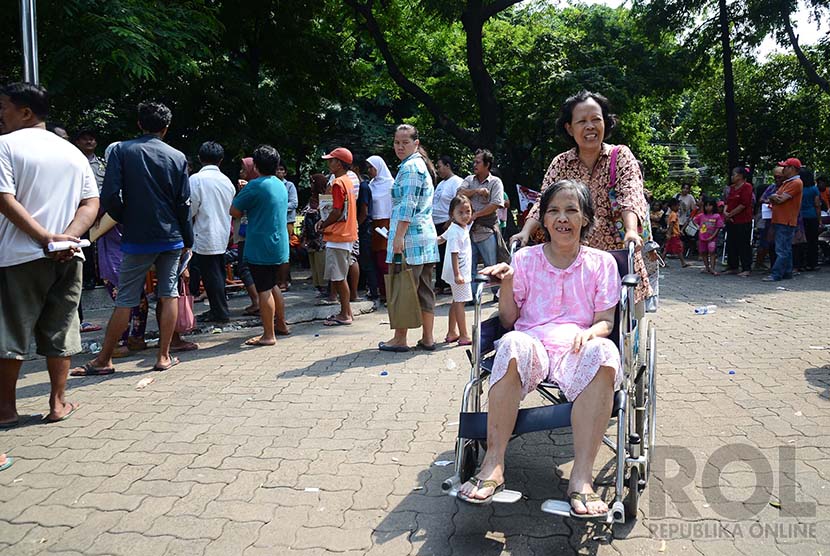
[693,198,725,275]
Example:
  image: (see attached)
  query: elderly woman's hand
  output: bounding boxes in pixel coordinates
[509,229,530,248]
[623,229,643,251]
[572,329,596,353]
[480,263,513,282]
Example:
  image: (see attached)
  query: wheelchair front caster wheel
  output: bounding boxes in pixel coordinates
[624,465,640,519]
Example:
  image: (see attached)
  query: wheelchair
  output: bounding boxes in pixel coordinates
[442,243,657,527]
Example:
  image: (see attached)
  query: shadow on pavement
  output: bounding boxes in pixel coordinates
[804,366,830,401]
[372,430,645,554]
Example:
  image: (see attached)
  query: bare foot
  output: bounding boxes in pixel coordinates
[244,336,276,347]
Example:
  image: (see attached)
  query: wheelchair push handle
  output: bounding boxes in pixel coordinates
[510,239,522,257]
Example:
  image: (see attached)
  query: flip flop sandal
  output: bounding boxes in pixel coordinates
[416,340,436,351]
[243,337,276,347]
[324,318,352,326]
[43,402,80,424]
[80,322,102,333]
[444,336,460,344]
[152,357,180,372]
[378,342,410,353]
[457,339,473,346]
[568,491,609,519]
[70,362,115,377]
[170,342,199,353]
[457,476,505,505]
[0,420,20,430]
[0,456,13,472]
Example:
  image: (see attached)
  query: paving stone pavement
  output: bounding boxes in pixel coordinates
[1,260,828,555]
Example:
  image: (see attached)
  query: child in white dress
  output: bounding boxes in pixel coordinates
[440,195,474,345]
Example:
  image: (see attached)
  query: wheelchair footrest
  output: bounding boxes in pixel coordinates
[541,499,615,524]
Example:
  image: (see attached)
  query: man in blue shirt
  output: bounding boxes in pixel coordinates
[231,145,291,346]
[73,102,192,375]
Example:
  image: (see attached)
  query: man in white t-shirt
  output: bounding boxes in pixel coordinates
[190,141,235,323]
[432,155,463,293]
[0,83,99,427]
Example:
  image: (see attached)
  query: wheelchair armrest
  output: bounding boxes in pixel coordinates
[622,273,640,288]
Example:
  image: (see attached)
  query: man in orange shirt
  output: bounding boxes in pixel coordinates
[317,147,358,325]
[764,158,804,282]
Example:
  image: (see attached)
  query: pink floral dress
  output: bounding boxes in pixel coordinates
[490,245,622,401]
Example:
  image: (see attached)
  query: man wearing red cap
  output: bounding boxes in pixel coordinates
[764,158,803,282]
[317,148,358,325]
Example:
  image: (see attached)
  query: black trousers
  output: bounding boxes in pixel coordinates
[726,222,752,272]
[435,221,450,290]
[796,217,820,269]
[191,253,229,320]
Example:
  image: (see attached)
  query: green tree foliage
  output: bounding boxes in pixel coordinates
[682,53,830,178]
[3,0,694,194]
[347,0,692,188]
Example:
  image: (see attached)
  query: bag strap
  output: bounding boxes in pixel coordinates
[608,146,621,190]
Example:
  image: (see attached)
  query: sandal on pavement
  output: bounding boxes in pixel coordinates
[457,338,473,346]
[0,455,13,472]
[457,476,505,505]
[416,340,436,351]
[170,341,199,353]
[568,491,609,520]
[378,342,410,353]
[243,337,276,347]
[151,357,180,372]
[444,336,460,344]
[80,322,102,333]
[43,402,80,424]
[324,317,352,326]
[70,362,115,377]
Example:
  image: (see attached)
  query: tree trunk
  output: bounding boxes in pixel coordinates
[461,9,500,151]
[718,0,739,172]
[783,14,830,95]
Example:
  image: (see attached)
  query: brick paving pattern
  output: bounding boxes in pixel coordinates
[1,263,828,555]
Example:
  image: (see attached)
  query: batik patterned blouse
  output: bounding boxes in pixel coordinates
[528,143,652,301]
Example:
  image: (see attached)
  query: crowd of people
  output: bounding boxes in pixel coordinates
[0,83,654,518]
[0,80,820,520]
[649,160,824,281]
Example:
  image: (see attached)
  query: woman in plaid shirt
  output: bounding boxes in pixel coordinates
[379,125,440,352]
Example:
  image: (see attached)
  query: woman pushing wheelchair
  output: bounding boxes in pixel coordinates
[457,179,622,519]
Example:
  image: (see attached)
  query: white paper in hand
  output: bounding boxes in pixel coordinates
[47,239,91,252]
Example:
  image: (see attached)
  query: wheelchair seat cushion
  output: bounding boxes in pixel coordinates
[490,330,622,401]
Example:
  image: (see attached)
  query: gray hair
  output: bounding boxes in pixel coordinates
[538,179,595,241]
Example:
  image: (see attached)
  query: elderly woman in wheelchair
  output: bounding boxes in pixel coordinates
[457,179,622,518]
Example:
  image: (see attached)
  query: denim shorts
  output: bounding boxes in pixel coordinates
[116,250,181,307]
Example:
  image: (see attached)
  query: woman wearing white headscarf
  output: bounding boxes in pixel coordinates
[367,155,394,302]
